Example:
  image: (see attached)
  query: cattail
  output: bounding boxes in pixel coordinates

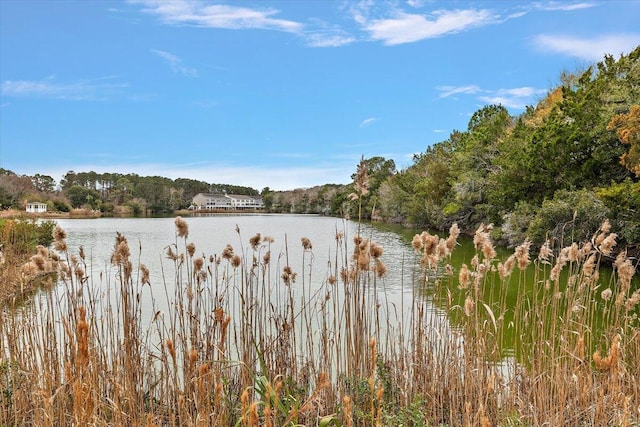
[301,237,312,250]
[343,395,353,427]
[53,225,67,242]
[625,289,640,311]
[358,250,371,271]
[481,239,497,262]
[374,258,387,278]
[249,402,259,426]
[140,263,150,284]
[601,288,613,301]
[231,254,241,268]
[174,216,189,238]
[370,242,383,258]
[166,246,179,260]
[412,234,423,252]
[111,239,130,265]
[446,223,460,252]
[575,336,585,361]
[166,338,176,364]
[282,265,297,285]
[193,257,204,271]
[594,219,612,246]
[459,264,470,289]
[464,296,474,317]
[186,242,196,257]
[31,254,46,271]
[76,306,89,369]
[515,239,531,270]
[538,240,552,263]
[369,338,377,371]
[614,251,635,297]
[328,274,337,285]
[353,157,370,197]
[263,250,271,264]
[568,243,580,263]
[222,244,234,260]
[550,260,563,282]
[249,233,261,249]
[445,264,453,275]
[599,233,618,256]
[593,334,621,371]
[74,264,85,282]
[504,254,516,279]
[51,225,68,252]
[422,232,439,257]
[470,254,479,269]
[436,238,449,259]
[198,362,210,377]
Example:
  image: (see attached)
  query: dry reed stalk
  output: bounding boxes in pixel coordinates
[1,218,638,426]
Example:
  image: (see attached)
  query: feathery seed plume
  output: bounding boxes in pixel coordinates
[174,216,189,238]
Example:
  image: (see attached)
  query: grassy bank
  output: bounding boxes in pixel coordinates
[0,217,638,426]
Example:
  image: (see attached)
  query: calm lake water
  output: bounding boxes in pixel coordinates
[50,215,634,361]
[53,214,442,326]
[50,214,460,367]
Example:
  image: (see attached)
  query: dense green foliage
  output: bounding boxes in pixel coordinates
[1,47,638,251]
[0,218,55,256]
[373,46,640,250]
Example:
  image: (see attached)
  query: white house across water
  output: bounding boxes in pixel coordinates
[26,202,48,213]
[191,193,264,211]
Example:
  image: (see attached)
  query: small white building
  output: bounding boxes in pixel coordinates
[26,202,48,213]
[191,193,263,211]
[226,194,264,210]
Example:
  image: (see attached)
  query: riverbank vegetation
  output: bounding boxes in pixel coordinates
[0,218,56,305]
[0,211,638,425]
[2,47,638,253]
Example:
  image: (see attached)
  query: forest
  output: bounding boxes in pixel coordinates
[1,46,639,251]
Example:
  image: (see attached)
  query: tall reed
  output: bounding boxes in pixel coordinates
[0,217,637,426]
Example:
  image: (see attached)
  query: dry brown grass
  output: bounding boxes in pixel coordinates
[0,218,638,426]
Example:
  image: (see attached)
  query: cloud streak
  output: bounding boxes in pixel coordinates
[360,117,376,127]
[151,49,198,77]
[362,9,497,45]
[1,76,128,100]
[533,34,640,61]
[437,85,547,109]
[533,2,596,12]
[131,0,303,33]
[437,85,481,99]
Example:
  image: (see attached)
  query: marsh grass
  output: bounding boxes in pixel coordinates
[0,217,638,426]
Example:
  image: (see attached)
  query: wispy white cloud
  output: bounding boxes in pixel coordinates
[306,32,356,47]
[534,2,596,11]
[150,49,198,77]
[360,117,377,127]
[533,34,640,61]
[438,85,546,110]
[437,85,481,99]
[132,0,359,48]
[131,0,303,33]
[363,9,497,45]
[1,76,128,100]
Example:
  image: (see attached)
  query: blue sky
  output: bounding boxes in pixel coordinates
[1,1,639,191]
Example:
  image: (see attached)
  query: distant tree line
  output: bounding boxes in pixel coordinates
[0,170,260,215]
[1,47,638,252]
